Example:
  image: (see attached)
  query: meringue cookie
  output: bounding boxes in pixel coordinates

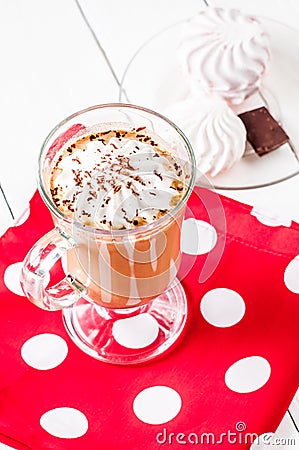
[165,96,246,177]
[178,8,270,104]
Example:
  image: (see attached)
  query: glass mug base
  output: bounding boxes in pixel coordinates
[62,278,188,365]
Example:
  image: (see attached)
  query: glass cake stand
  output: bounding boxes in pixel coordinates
[119,16,299,190]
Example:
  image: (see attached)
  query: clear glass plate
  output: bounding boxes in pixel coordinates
[119,16,299,190]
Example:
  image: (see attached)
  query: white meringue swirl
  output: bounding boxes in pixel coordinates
[165,96,246,177]
[178,8,270,104]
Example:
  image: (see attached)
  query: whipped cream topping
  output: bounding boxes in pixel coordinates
[178,7,270,104]
[165,95,246,177]
[50,130,185,229]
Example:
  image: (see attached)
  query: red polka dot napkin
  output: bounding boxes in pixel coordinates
[0,187,298,450]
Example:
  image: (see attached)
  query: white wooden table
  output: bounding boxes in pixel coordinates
[0,0,298,447]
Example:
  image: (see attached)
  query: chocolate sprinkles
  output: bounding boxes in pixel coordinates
[50,127,185,229]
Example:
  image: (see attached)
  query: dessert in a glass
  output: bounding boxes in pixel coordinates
[21,104,196,364]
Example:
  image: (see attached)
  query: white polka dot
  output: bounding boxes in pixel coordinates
[225,356,271,393]
[181,218,217,255]
[4,262,25,296]
[250,433,275,449]
[14,205,30,226]
[251,206,291,227]
[133,386,181,424]
[200,288,245,328]
[284,256,299,293]
[112,313,159,349]
[40,407,88,438]
[21,334,68,370]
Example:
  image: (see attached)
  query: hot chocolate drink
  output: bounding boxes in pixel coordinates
[49,125,187,308]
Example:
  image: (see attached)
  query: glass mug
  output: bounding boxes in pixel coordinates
[21,104,196,364]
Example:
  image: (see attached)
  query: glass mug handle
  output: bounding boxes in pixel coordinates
[20,228,86,311]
